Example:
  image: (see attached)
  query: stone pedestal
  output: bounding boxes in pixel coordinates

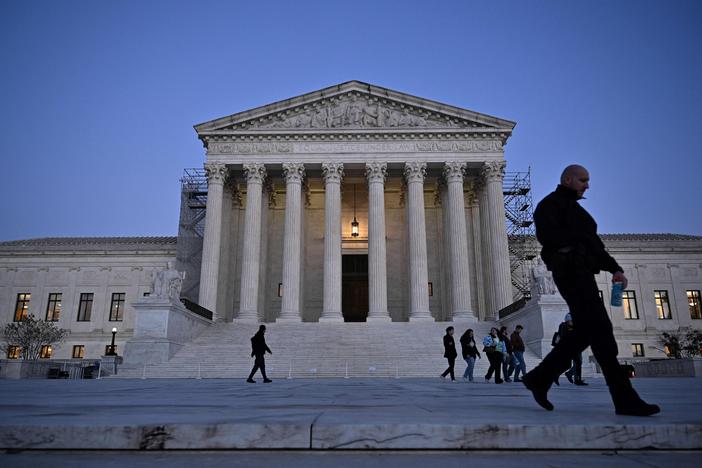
[123,298,212,367]
[498,293,569,358]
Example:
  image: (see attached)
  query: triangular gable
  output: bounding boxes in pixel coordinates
[194,81,516,134]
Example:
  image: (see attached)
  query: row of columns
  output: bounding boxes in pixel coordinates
[199,160,511,322]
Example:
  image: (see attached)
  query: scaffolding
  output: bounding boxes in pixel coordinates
[503,168,537,300]
[180,168,208,237]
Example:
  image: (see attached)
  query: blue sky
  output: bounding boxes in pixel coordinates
[1,0,700,240]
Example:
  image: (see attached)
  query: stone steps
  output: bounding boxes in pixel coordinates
[117,321,564,379]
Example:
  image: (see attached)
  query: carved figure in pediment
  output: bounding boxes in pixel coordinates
[347,95,363,126]
[312,107,329,128]
[361,101,379,126]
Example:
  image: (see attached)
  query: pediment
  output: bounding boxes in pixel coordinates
[195,81,515,134]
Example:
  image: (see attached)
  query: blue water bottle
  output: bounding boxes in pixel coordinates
[611,282,623,307]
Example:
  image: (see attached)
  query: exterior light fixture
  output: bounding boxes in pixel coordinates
[107,327,118,356]
[351,184,359,237]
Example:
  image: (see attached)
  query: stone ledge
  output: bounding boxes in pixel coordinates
[0,422,699,450]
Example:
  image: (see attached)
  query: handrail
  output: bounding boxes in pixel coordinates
[180,298,213,320]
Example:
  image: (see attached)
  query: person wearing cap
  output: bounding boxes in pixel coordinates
[522,165,659,416]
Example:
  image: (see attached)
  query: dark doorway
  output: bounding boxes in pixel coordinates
[342,254,368,322]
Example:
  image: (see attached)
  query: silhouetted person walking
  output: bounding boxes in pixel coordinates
[441,326,458,381]
[247,325,272,383]
[522,165,659,416]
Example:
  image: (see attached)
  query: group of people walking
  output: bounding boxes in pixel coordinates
[441,325,527,383]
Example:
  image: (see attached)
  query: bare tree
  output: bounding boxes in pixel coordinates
[1,315,68,360]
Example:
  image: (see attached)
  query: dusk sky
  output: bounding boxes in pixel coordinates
[1,0,700,241]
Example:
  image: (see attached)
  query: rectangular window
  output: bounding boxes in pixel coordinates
[39,345,53,359]
[622,290,639,319]
[45,293,62,321]
[654,290,672,320]
[688,290,702,319]
[13,293,31,321]
[72,345,85,359]
[428,282,433,297]
[104,345,118,356]
[77,293,93,321]
[631,343,645,357]
[109,292,125,321]
[7,346,21,359]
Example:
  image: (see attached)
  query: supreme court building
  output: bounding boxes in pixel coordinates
[183,80,515,324]
[1,81,701,372]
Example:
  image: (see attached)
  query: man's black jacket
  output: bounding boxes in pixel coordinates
[251,332,272,357]
[534,185,622,275]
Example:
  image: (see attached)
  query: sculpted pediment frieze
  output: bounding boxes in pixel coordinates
[238,94,471,130]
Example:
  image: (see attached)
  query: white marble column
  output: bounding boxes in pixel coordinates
[199,162,227,320]
[404,161,432,321]
[237,163,267,321]
[443,162,475,320]
[466,180,486,318]
[365,162,391,322]
[320,162,344,321]
[482,160,513,312]
[279,163,305,321]
[477,177,495,319]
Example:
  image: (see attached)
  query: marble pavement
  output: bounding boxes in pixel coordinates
[0,378,700,451]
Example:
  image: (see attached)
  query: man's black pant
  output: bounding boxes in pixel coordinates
[527,270,640,408]
[485,351,503,383]
[248,355,268,380]
[441,357,456,380]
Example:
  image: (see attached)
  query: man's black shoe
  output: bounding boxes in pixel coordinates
[615,403,660,416]
[522,375,554,411]
[246,378,256,383]
[574,379,588,386]
[263,379,272,383]
[564,371,574,384]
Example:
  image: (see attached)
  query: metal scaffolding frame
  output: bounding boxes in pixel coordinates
[503,168,537,300]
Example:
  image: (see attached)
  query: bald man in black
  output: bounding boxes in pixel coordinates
[522,165,659,416]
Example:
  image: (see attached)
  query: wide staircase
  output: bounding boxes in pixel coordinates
[116,320,546,379]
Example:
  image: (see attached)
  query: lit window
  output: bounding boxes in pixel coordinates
[109,293,125,321]
[654,290,672,320]
[46,293,62,321]
[428,282,433,297]
[688,290,701,319]
[631,343,644,357]
[7,346,21,359]
[622,290,639,319]
[278,283,283,297]
[39,345,53,359]
[77,293,93,321]
[14,293,31,322]
[72,345,85,359]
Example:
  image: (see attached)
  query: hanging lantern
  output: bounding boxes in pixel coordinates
[351,184,360,237]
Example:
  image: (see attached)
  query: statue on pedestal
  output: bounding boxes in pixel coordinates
[530,258,557,297]
[152,262,185,303]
